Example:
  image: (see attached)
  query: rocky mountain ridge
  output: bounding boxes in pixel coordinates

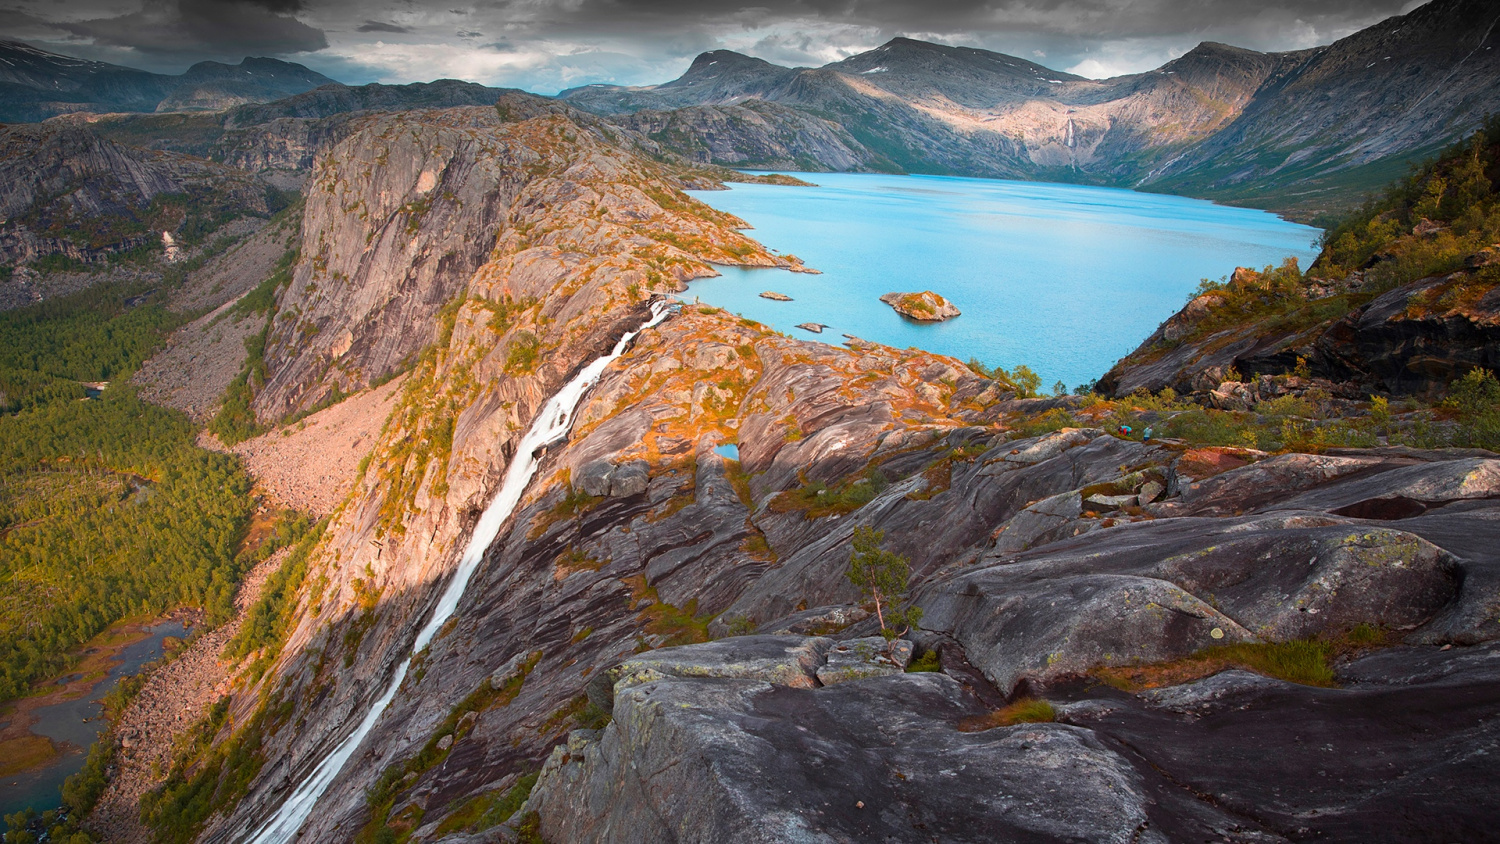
[0,40,335,123]
[0,121,281,266]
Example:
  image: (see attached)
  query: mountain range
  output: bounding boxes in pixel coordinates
[563,0,1500,218]
[3,0,1497,218]
[0,39,336,123]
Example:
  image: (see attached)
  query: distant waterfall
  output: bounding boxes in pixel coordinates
[246,299,673,843]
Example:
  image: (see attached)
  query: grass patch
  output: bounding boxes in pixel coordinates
[626,575,711,647]
[433,771,539,837]
[1097,638,1349,691]
[554,546,603,575]
[540,693,612,739]
[528,485,602,539]
[768,468,888,519]
[957,698,1056,732]
[0,734,57,778]
[724,459,754,509]
[906,650,941,673]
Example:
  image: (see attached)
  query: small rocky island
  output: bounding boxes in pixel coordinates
[880,290,960,321]
[760,291,792,301]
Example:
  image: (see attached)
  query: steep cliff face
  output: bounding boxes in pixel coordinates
[248,98,797,421]
[0,121,274,264]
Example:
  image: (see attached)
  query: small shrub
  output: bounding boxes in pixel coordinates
[505,331,541,375]
[847,526,921,639]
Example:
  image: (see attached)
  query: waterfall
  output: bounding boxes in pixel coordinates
[246,299,673,843]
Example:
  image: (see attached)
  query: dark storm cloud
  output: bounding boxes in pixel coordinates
[10,0,1431,88]
[49,0,327,60]
[358,20,413,33]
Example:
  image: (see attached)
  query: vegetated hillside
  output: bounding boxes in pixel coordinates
[1146,0,1500,214]
[1100,115,1500,407]
[67,92,1496,844]
[562,0,1500,218]
[0,40,335,123]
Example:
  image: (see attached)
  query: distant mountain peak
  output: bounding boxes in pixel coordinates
[832,36,1083,83]
[655,49,794,95]
[674,50,787,80]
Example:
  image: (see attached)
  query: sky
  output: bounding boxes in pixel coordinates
[1,0,1434,93]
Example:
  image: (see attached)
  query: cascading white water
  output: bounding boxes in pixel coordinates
[246,300,673,843]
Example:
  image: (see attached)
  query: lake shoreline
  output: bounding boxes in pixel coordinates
[687,171,1321,390]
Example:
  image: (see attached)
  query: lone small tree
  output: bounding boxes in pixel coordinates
[847,526,922,639]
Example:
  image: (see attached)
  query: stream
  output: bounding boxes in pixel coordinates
[0,619,189,817]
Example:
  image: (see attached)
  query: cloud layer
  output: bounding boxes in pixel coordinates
[7,0,1425,90]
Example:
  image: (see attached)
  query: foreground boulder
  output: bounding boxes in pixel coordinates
[529,634,1500,842]
[530,643,1170,843]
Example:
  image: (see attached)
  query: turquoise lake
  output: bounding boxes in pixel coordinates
[686,173,1322,390]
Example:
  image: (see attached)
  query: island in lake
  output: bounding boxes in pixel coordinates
[880,290,961,321]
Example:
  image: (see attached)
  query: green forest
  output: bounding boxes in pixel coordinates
[0,283,256,703]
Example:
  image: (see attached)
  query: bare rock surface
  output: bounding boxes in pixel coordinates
[531,660,1169,844]
[1050,641,1500,843]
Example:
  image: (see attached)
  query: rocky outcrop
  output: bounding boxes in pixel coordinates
[526,629,1500,842]
[1098,258,1500,398]
[880,290,960,321]
[529,641,1167,844]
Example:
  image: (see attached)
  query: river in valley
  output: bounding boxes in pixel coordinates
[0,619,188,818]
[687,173,1322,390]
